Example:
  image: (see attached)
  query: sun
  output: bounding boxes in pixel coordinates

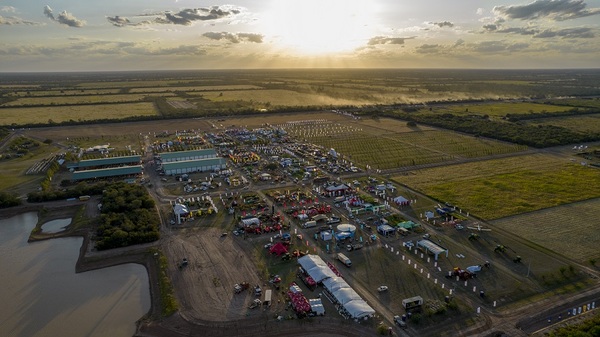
[262,0,378,55]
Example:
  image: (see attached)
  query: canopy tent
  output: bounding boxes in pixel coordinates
[270,242,288,256]
[312,214,328,222]
[309,298,325,316]
[393,196,410,205]
[344,299,376,319]
[322,277,375,319]
[397,220,418,229]
[335,231,353,241]
[336,224,356,233]
[377,224,395,236]
[297,255,337,283]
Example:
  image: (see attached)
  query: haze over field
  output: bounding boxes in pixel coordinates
[1,0,600,71]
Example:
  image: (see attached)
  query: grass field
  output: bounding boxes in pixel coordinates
[544,98,600,109]
[7,89,121,97]
[284,120,527,169]
[197,89,367,107]
[524,114,600,134]
[0,102,158,125]
[1,93,173,106]
[0,143,51,193]
[129,85,263,93]
[392,154,600,220]
[419,102,575,118]
[491,198,600,265]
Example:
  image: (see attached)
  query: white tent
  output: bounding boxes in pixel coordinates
[344,300,376,319]
[241,217,260,226]
[309,298,325,316]
[298,255,336,282]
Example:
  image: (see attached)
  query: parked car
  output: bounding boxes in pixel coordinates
[393,315,407,328]
[377,285,389,292]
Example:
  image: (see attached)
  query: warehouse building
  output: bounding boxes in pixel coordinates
[162,157,227,175]
[67,155,141,170]
[158,149,216,163]
[72,165,142,181]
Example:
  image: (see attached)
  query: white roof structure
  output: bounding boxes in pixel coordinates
[173,203,190,215]
[240,217,260,226]
[417,239,448,261]
[322,277,375,319]
[297,255,337,282]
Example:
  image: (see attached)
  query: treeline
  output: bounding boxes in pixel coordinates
[96,182,159,251]
[372,110,598,148]
[27,182,109,202]
[506,108,599,122]
[0,191,22,208]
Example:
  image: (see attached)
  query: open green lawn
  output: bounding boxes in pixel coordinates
[0,102,158,125]
[392,154,600,220]
[492,198,600,265]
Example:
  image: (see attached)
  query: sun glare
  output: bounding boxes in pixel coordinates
[263,0,378,55]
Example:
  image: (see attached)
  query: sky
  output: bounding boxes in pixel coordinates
[1,0,599,71]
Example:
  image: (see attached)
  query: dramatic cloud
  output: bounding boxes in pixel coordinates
[493,0,600,21]
[109,6,242,27]
[1,6,16,13]
[534,27,594,38]
[416,44,441,53]
[0,15,41,26]
[202,32,263,43]
[472,40,530,53]
[430,21,454,28]
[497,27,538,35]
[43,5,85,27]
[367,36,415,45]
[483,24,499,31]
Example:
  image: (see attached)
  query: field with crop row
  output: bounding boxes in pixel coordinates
[491,198,600,264]
[284,121,527,169]
[7,89,121,97]
[420,102,574,118]
[197,89,366,107]
[524,114,600,134]
[129,85,263,93]
[2,93,174,106]
[392,154,600,219]
[545,98,600,109]
[0,102,158,125]
[349,117,436,133]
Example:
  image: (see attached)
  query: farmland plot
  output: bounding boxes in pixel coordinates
[0,102,158,125]
[129,85,263,93]
[287,121,527,169]
[392,154,600,220]
[491,199,600,264]
[197,89,367,107]
[524,114,600,134]
[420,102,575,118]
[1,93,172,106]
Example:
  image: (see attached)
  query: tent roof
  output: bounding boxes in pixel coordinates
[270,242,288,255]
[344,299,376,319]
[297,255,336,283]
[173,203,190,215]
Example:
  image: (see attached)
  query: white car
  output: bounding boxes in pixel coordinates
[377,285,388,292]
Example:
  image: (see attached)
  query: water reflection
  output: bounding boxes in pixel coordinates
[0,213,150,337]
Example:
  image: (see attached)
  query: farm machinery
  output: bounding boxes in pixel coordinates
[234,282,250,294]
[447,267,476,280]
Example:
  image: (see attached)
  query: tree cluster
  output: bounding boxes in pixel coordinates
[0,191,22,208]
[95,182,159,250]
[385,111,598,148]
[27,182,108,202]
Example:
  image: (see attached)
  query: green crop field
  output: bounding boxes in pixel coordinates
[129,85,263,93]
[544,98,600,109]
[0,102,158,125]
[7,89,121,97]
[197,89,367,107]
[419,102,575,118]
[524,114,600,134]
[491,198,600,264]
[1,93,173,106]
[392,154,600,220]
[284,121,527,169]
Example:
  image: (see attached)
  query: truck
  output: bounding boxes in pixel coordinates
[302,220,317,229]
[346,243,363,251]
[337,253,352,267]
[333,196,345,203]
[326,216,341,225]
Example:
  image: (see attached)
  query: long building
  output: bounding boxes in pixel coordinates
[162,157,227,175]
[158,149,217,162]
[67,155,141,170]
[72,165,142,181]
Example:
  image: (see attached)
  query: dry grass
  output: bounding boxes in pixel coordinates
[197,89,367,107]
[0,102,158,125]
[2,93,173,106]
[491,199,600,264]
[421,102,574,117]
[524,114,600,134]
[392,154,600,219]
[129,85,263,93]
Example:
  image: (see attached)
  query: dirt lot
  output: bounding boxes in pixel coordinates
[162,224,282,322]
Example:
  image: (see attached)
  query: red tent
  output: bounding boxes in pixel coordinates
[269,242,288,256]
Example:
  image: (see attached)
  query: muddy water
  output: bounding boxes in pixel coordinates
[41,218,71,233]
[0,213,151,337]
